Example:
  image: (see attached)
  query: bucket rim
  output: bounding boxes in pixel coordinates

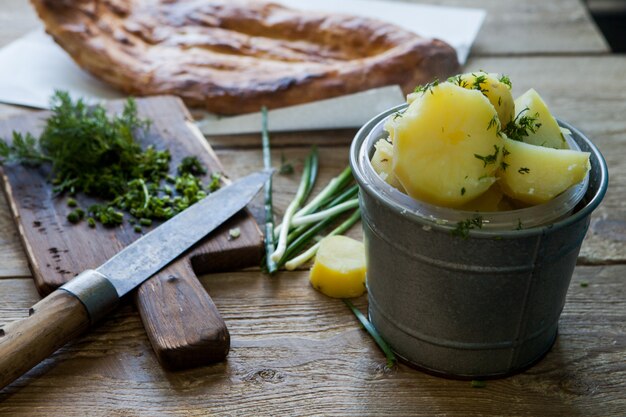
[349,104,609,238]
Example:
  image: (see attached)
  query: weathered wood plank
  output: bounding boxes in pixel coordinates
[422,0,609,55]
[0,1,609,57]
[0,265,624,416]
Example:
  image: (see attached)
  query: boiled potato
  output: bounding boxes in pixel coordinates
[370,138,404,191]
[459,183,505,212]
[451,72,515,128]
[388,82,504,208]
[310,236,366,298]
[513,88,567,149]
[498,137,590,204]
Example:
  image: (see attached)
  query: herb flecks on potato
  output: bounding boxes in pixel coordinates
[374,72,591,211]
[387,81,503,208]
[498,137,590,205]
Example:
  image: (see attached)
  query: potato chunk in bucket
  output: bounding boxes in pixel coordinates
[387,82,504,208]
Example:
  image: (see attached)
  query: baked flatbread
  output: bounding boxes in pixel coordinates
[31,0,460,114]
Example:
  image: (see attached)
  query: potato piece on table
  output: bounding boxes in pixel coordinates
[310,236,366,299]
[513,88,567,149]
[388,82,504,208]
[499,137,590,205]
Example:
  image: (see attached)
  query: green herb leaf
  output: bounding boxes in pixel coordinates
[474,145,500,168]
[344,299,396,368]
[452,215,483,239]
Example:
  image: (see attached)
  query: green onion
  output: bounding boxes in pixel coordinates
[284,208,361,270]
[283,184,359,247]
[290,199,359,227]
[343,299,396,368]
[274,166,353,238]
[270,148,317,262]
[261,107,278,274]
[276,186,359,269]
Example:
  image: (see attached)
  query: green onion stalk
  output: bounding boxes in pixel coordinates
[284,208,362,270]
[343,299,397,368]
[261,107,278,274]
[275,184,359,269]
[273,166,353,239]
[270,147,318,262]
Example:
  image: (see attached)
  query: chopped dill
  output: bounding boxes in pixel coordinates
[518,167,530,174]
[474,145,500,168]
[0,91,219,228]
[487,114,500,131]
[472,73,489,93]
[414,79,440,95]
[448,74,469,88]
[498,74,512,88]
[452,215,483,239]
[502,107,542,141]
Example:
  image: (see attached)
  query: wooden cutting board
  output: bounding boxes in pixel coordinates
[0,96,263,370]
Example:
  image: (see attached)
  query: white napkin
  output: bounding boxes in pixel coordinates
[0,1,484,133]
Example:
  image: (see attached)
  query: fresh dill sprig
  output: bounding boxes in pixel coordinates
[0,131,51,166]
[414,79,440,95]
[502,107,542,141]
[472,73,489,93]
[474,145,500,168]
[498,74,512,88]
[448,74,469,88]
[0,91,218,229]
[487,114,500,131]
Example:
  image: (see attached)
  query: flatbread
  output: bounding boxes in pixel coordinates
[31,0,460,114]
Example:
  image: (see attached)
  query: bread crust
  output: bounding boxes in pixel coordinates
[31,0,460,115]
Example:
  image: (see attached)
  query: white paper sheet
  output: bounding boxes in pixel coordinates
[197,85,405,135]
[0,1,484,133]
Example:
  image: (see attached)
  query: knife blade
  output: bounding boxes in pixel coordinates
[0,170,270,390]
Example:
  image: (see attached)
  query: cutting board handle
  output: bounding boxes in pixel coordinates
[0,290,90,390]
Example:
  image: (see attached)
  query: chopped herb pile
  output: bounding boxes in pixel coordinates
[0,91,220,230]
[502,107,542,142]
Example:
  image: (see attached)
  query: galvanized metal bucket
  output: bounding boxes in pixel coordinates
[350,105,609,378]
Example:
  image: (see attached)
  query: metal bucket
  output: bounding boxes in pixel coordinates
[350,106,609,378]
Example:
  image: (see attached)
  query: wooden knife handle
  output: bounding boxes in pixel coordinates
[135,259,230,371]
[0,290,90,390]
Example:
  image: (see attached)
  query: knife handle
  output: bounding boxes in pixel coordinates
[0,290,90,390]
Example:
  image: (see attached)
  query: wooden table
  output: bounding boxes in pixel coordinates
[1,1,624,415]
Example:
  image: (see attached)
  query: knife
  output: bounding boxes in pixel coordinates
[0,170,270,390]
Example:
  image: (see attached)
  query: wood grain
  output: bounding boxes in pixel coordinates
[0,265,623,416]
[0,96,263,370]
[423,0,609,55]
[0,1,625,416]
